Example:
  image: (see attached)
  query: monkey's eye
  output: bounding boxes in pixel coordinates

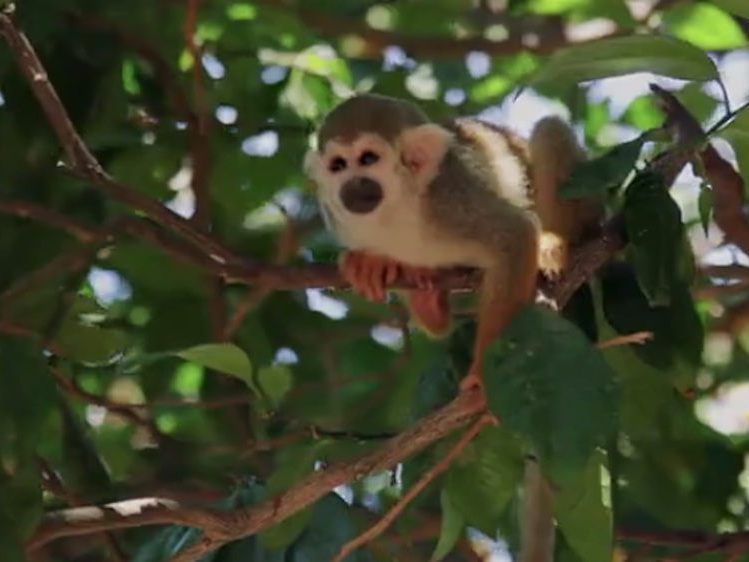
[359,150,379,166]
[329,156,347,173]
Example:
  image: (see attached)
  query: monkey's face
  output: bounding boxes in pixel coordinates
[304,125,453,242]
[305,133,397,220]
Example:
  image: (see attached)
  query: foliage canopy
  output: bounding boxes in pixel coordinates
[1,1,749,561]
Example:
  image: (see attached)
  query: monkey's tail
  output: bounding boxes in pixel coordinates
[518,457,556,562]
[529,116,592,275]
[529,116,585,187]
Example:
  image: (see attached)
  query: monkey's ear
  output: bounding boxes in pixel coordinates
[399,124,452,186]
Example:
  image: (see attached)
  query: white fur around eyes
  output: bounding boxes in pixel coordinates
[306,130,490,269]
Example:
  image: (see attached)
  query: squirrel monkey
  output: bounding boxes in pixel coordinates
[304,93,601,393]
[305,94,601,562]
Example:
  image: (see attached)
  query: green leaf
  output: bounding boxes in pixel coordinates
[445,426,525,534]
[712,0,749,18]
[261,442,328,549]
[132,526,204,562]
[527,0,587,14]
[528,35,718,89]
[600,264,703,390]
[431,489,465,561]
[174,343,254,387]
[288,495,369,561]
[262,509,315,552]
[560,133,649,198]
[624,171,687,305]
[718,107,749,188]
[698,183,713,237]
[485,307,619,481]
[57,324,129,364]
[674,83,720,125]
[664,3,747,50]
[256,364,294,411]
[0,465,42,552]
[622,96,663,131]
[0,336,57,459]
[555,450,613,562]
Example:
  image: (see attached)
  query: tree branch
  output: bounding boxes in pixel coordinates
[0,7,239,266]
[29,389,485,553]
[254,0,622,59]
[0,200,99,241]
[27,498,232,551]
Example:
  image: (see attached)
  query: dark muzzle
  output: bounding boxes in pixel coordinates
[340,177,383,214]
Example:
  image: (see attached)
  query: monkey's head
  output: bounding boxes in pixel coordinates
[304,94,452,233]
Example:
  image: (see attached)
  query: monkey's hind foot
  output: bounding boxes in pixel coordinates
[459,370,490,413]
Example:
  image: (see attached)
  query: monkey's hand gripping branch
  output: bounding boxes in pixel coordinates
[339,250,452,337]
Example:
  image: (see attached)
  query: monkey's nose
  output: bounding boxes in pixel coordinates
[340,177,383,214]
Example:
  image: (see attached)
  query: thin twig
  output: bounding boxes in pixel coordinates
[332,414,492,562]
[0,200,99,241]
[49,365,162,442]
[597,331,653,349]
[0,9,239,266]
[38,458,127,562]
[30,389,485,552]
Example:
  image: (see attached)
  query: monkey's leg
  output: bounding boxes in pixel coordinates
[403,289,451,336]
[462,231,539,394]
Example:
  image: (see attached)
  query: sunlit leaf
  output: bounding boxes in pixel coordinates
[445,426,525,534]
[431,489,465,561]
[175,343,254,387]
[664,3,747,49]
[256,364,294,411]
[712,0,749,18]
[485,307,619,481]
[555,450,613,562]
[529,35,718,88]
[698,183,713,237]
[717,106,749,187]
[560,133,649,197]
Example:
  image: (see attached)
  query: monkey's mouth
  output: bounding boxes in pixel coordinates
[340,177,383,214]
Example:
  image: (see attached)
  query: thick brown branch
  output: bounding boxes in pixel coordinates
[27,498,231,551]
[30,389,484,553]
[0,200,99,241]
[0,9,239,266]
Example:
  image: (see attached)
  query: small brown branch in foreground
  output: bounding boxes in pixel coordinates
[0,200,99,241]
[38,459,127,562]
[702,145,749,256]
[702,264,749,281]
[618,527,749,560]
[49,366,162,441]
[597,331,653,349]
[29,389,484,554]
[27,498,231,552]
[332,414,493,562]
[0,8,239,266]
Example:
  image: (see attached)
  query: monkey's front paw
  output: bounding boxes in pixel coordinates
[459,370,488,410]
[339,251,400,302]
[399,265,438,290]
